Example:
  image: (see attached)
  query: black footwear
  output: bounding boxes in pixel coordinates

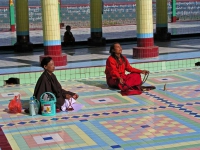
[56,109,61,113]
[142,86,156,91]
[24,108,29,114]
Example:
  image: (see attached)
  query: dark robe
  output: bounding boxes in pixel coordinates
[34,70,75,110]
[63,31,75,43]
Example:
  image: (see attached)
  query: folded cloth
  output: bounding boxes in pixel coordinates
[61,98,76,111]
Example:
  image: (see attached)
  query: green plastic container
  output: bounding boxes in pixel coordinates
[40,92,56,116]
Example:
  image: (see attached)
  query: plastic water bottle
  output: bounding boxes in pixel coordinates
[29,96,38,116]
[43,94,48,101]
[34,96,39,115]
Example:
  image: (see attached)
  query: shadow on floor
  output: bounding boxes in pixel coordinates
[21,99,29,109]
[76,80,118,91]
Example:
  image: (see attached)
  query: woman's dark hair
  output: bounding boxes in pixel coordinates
[109,42,125,64]
[66,25,71,30]
[40,57,52,68]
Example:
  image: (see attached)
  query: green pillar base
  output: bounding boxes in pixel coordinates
[154,27,171,42]
[14,42,33,52]
[88,37,106,46]
[154,32,171,42]
[14,35,33,52]
[10,25,15,32]
[171,16,178,22]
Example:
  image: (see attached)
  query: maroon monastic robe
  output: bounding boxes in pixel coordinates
[34,71,75,110]
[105,55,142,88]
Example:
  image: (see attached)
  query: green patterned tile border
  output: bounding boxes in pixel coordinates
[0,58,199,85]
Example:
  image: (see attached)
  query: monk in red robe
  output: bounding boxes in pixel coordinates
[105,42,149,89]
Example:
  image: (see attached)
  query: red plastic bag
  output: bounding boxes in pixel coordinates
[8,94,22,113]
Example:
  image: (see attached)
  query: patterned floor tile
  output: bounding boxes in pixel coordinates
[1,69,200,149]
[80,93,138,108]
[167,85,200,99]
[147,85,200,104]
[100,114,195,141]
[0,90,28,100]
[4,125,96,149]
[146,74,195,85]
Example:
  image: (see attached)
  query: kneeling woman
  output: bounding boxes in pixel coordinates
[34,57,78,113]
[105,42,149,91]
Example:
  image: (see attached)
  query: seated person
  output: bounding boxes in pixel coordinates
[105,42,151,91]
[34,57,78,113]
[63,25,75,46]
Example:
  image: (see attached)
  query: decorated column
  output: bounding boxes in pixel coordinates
[58,0,64,28]
[133,0,158,58]
[14,0,33,52]
[40,0,67,66]
[171,0,177,22]
[88,0,106,46]
[154,0,171,41]
[9,0,15,32]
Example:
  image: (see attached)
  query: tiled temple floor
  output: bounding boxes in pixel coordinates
[1,38,200,75]
[1,20,200,150]
[0,69,200,150]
